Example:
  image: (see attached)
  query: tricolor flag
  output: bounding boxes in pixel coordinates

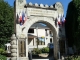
[61,15,65,26]
[18,11,28,26]
[23,11,28,25]
[57,16,61,25]
[22,11,25,23]
[19,12,23,25]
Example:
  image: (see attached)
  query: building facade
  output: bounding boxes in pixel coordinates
[28,23,53,49]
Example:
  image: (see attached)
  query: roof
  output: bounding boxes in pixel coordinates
[30,23,49,29]
[5,43,11,46]
[28,34,37,38]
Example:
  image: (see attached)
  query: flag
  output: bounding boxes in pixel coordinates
[22,11,25,23]
[23,11,27,25]
[61,16,65,23]
[19,12,22,25]
[18,11,28,26]
[61,15,65,26]
[57,16,61,25]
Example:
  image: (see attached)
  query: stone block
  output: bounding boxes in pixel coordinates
[11,40,17,45]
[11,49,17,53]
[11,57,17,60]
[11,53,17,57]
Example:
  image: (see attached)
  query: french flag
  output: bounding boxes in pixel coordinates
[61,15,65,26]
[57,16,61,25]
[19,12,22,25]
[18,11,27,26]
[22,11,25,23]
[23,11,27,25]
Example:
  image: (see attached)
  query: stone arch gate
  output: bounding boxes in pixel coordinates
[10,0,65,60]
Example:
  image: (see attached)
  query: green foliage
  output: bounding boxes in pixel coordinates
[0,0,14,48]
[0,54,7,60]
[72,0,80,48]
[65,1,78,46]
[41,47,49,53]
[32,48,42,55]
[73,0,80,8]
[0,48,6,54]
[65,56,80,60]
[66,0,80,50]
[32,47,49,55]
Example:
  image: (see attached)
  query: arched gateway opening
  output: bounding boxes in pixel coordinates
[10,0,65,60]
[26,17,58,59]
[17,16,58,58]
[17,16,58,60]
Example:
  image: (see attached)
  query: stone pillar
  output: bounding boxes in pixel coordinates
[53,36,58,60]
[11,34,17,60]
[26,38,29,60]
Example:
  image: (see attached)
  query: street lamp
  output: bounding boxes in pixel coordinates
[36,26,38,48]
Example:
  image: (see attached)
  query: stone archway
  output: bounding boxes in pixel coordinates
[10,0,65,60]
[23,16,59,60]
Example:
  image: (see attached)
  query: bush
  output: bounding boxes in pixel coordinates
[0,48,6,54]
[65,56,80,60]
[31,47,49,55]
[41,47,49,53]
[32,48,42,55]
[0,54,7,60]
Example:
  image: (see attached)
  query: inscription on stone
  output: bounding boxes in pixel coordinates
[27,8,56,17]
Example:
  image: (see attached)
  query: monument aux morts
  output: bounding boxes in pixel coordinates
[10,0,66,60]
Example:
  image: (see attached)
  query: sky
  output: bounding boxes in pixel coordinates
[4,0,71,17]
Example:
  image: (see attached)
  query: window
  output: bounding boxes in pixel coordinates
[28,29,34,33]
[49,31,53,37]
[45,29,48,36]
[50,38,52,43]
[37,37,45,45]
[50,31,51,34]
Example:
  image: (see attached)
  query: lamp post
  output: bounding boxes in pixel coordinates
[36,26,38,48]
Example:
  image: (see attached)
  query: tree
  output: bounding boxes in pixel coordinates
[0,0,14,48]
[65,1,78,47]
[66,0,80,49]
[72,0,80,49]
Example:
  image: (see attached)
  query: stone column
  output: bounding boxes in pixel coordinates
[26,37,29,60]
[54,36,58,60]
[11,34,17,60]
